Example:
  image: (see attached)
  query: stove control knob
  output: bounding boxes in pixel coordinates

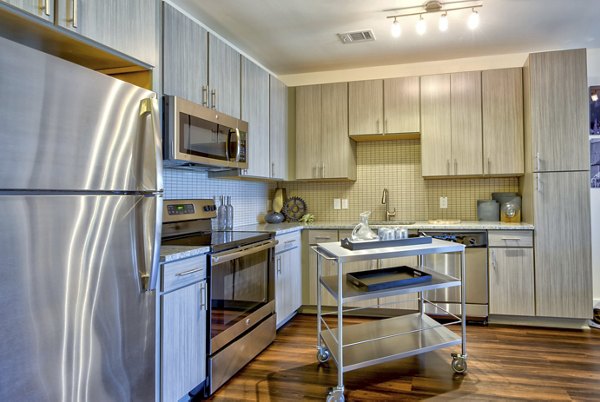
[245,318,251,326]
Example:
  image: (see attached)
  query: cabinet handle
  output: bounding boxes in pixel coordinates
[314,236,332,240]
[271,162,275,177]
[536,152,540,171]
[202,86,208,106]
[284,240,295,245]
[276,256,282,275]
[454,159,457,175]
[72,0,78,28]
[200,281,207,310]
[487,157,491,175]
[384,119,388,134]
[175,267,204,277]
[376,119,380,134]
[500,237,521,241]
[321,163,325,178]
[491,250,497,271]
[447,160,450,175]
[536,175,542,192]
[210,89,217,109]
[43,0,50,16]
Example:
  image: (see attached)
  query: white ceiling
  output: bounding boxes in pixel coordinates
[170,0,600,75]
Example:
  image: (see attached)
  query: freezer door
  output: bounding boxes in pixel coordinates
[0,194,160,401]
[0,36,162,193]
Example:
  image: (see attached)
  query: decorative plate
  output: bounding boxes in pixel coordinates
[282,196,307,222]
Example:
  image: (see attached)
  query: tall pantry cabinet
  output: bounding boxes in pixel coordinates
[521,49,592,319]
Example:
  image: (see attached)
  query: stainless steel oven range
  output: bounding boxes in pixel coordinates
[161,199,276,396]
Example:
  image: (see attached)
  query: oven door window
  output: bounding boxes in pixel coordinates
[210,249,269,339]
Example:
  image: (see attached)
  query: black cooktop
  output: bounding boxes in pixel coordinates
[162,230,272,253]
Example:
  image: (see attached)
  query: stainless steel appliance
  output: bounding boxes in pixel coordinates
[163,95,248,170]
[161,199,276,396]
[419,231,488,321]
[0,37,162,401]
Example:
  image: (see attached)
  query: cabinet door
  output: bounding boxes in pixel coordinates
[275,246,302,327]
[451,71,482,176]
[349,80,383,135]
[58,0,157,66]
[241,57,270,177]
[307,230,338,305]
[162,3,208,105]
[161,281,206,402]
[421,74,451,176]
[482,68,524,175]
[527,49,588,172]
[3,0,53,21]
[208,34,241,118]
[269,75,288,180]
[384,76,420,134]
[533,171,592,318]
[322,82,354,179]
[489,248,534,316]
[296,85,322,180]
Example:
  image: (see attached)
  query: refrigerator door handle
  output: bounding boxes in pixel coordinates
[139,95,164,193]
[135,194,163,292]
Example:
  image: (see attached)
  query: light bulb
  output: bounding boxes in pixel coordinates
[439,13,448,32]
[468,9,480,30]
[391,18,401,38]
[416,15,427,35]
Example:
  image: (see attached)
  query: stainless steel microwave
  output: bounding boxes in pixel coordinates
[163,95,248,169]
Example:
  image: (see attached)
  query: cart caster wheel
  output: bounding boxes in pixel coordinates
[451,354,468,374]
[326,388,345,402]
[317,348,331,363]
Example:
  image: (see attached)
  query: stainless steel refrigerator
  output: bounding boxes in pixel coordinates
[0,36,163,401]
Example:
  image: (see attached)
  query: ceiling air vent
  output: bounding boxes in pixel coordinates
[337,29,376,44]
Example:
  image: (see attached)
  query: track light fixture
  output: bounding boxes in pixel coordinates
[385,0,483,38]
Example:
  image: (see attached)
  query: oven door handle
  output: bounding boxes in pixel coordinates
[211,239,278,265]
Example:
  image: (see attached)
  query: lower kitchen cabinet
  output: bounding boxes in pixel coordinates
[275,231,302,328]
[488,245,535,316]
[159,255,207,402]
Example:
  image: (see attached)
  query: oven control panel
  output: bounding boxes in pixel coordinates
[162,199,217,222]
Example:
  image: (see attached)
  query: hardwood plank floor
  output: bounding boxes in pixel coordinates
[207,314,600,401]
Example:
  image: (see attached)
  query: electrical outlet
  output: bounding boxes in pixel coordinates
[440,196,448,209]
[333,198,341,210]
[341,199,349,209]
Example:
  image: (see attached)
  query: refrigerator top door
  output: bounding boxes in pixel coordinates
[0,194,160,401]
[0,36,162,193]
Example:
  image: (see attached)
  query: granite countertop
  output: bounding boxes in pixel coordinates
[160,245,210,263]
[235,221,534,234]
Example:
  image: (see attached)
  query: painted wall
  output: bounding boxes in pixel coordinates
[587,48,600,304]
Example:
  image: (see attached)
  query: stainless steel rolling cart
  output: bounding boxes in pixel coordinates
[311,239,467,402]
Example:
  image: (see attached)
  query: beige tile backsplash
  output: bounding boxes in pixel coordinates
[284,140,518,222]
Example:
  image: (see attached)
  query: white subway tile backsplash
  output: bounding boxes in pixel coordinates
[163,168,272,227]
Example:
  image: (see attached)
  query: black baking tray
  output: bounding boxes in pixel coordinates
[346,266,432,291]
[340,235,432,250]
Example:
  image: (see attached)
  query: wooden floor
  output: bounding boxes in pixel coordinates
[208,314,600,401]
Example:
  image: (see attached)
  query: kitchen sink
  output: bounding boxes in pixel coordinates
[371,221,416,225]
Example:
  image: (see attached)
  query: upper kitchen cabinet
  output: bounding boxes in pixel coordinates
[2,0,157,66]
[57,0,157,66]
[162,2,207,104]
[208,34,241,118]
[269,75,288,180]
[296,83,356,180]
[421,71,482,177]
[2,0,53,22]
[524,49,588,172]
[482,68,524,176]
[348,77,420,139]
[240,56,270,178]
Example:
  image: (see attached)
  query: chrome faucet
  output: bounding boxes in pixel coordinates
[381,188,396,221]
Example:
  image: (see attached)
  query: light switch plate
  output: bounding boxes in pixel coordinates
[333,198,341,210]
[440,196,448,209]
[341,199,349,209]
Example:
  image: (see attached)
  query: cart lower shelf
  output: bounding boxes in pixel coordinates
[320,313,461,373]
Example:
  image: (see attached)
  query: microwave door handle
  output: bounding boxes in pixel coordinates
[211,239,277,265]
[224,127,231,161]
[235,128,242,162]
